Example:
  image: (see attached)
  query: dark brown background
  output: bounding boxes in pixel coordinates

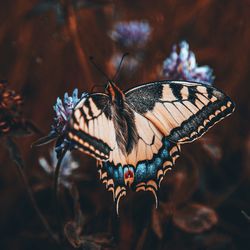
[0,0,249,249]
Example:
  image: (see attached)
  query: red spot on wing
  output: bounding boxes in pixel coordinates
[124,169,134,179]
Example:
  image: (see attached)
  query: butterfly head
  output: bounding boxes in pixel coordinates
[89,54,128,105]
[105,81,115,95]
[106,81,125,104]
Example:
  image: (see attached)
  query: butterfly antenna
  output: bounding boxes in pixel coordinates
[112,52,129,82]
[89,56,112,83]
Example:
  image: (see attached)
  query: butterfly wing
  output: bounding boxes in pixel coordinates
[68,81,235,213]
[98,142,180,213]
[68,93,128,211]
[97,160,127,214]
[98,109,180,213]
[125,80,235,143]
[68,93,116,161]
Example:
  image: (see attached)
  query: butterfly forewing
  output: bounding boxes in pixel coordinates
[68,93,116,161]
[125,80,235,143]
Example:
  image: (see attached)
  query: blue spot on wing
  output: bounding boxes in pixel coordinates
[103,162,125,186]
[161,148,169,158]
[99,138,179,189]
[97,138,179,214]
[135,163,147,182]
[147,163,156,177]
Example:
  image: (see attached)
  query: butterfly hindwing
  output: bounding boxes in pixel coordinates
[127,112,180,206]
[97,160,127,214]
[97,137,180,213]
[126,80,235,143]
[97,111,180,213]
[131,138,180,206]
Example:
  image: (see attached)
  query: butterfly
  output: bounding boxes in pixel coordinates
[67,80,235,213]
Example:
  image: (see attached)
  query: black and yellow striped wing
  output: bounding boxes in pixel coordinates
[67,80,235,213]
[97,111,180,213]
[125,80,235,143]
[67,92,182,213]
[68,93,116,161]
[68,93,132,213]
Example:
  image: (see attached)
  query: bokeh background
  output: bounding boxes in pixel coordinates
[0,0,249,249]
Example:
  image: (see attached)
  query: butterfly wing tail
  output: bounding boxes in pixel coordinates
[97,160,127,215]
[132,139,181,207]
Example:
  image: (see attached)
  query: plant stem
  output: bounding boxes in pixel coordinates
[241,210,250,222]
[17,163,59,243]
[6,137,59,244]
[53,146,68,240]
[61,0,93,89]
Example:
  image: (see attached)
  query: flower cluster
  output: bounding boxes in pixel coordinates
[39,149,79,188]
[52,89,82,135]
[162,41,214,84]
[0,82,23,136]
[110,21,152,48]
[52,89,88,155]
[35,89,88,158]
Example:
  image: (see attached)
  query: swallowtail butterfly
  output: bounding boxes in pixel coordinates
[68,80,235,213]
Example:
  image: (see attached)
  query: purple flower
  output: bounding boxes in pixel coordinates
[34,89,88,158]
[39,149,79,188]
[162,41,214,85]
[110,21,152,48]
[52,89,88,154]
[53,89,83,135]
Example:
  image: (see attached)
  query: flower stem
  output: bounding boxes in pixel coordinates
[241,210,250,222]
[53,146,69,240]
[6,137,59,244]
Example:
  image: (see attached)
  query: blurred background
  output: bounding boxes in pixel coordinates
[0,0,249,249]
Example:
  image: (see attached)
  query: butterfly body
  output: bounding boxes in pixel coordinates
[68,80,235,213]
[106,82,139,156]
